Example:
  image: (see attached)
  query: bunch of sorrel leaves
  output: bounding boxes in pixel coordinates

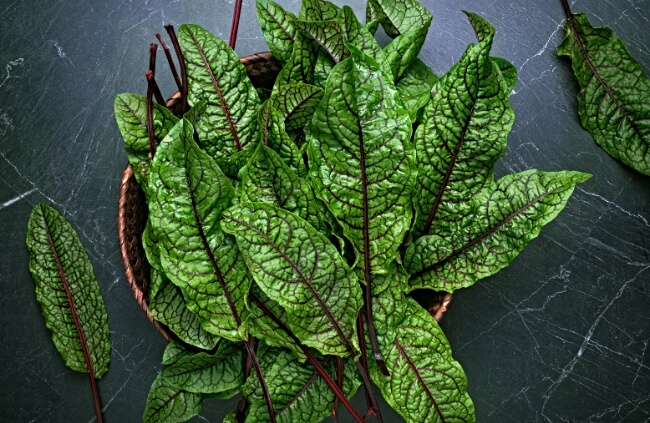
[113,0,591,421]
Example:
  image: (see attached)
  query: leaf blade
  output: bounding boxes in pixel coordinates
[221,202,363,357]
[406,170,591,292]
[558,12,650,175]
[26,203,111,378]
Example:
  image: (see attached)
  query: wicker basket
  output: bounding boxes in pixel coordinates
[117,52,451,341]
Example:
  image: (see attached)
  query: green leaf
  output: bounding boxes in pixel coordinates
[221,202,363,357]
[274,33,320,89]
[267,83,324,132]
[239,143,325,232]
[299,0,340,21]
[256,0,298,63]
[162,340,245,395]
[148,119,250,341]
[558,12,650,175]
[178,24,260,159]
[149,271,221,350]
[405,170,591,292]
[248,284,306,359]
[412,13,516,239]
[293,19,348,64]
[114,93,178,187]
[384,25,431,82]
[372,299,475,423]
[258,101,304,173]
[242,346,360,423]
[142,372,203,423]
[366,0,432,39]
[26,203,111,378]
[307,46,415,276]
[395,58,438,123]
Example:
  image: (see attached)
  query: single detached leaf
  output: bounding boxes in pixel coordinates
[148,119,250,341]
[373,299,475,423]
[26,203,111,378]
[149,271,221,351]
[405,170,591,292]
[307,46,414,275]
[242,346,359,423]
[268,83,324,132]
[114,93,178,187]
[256,0,298,63]
[162,340,244,395]
[142,373,203,423]
[178,24,260,159]
[558,12,650,175]
[412,13,516,239]
[221,202,363,357]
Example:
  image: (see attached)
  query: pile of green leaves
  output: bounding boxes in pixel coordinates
[114,0,590,421]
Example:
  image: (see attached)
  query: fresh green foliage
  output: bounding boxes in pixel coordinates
[26,203,111,378]
[558,10,650,175]
[26,203,111,422]
[113,0,591,422]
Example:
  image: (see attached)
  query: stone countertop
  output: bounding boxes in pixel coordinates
[1,0,648,421]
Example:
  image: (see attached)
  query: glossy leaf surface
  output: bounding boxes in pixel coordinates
[148,119,250,341]
[558,13,650,175]
[142,373,203,423]
[149,271,221,350]
[256,0,297,63]
[221,202,362,357]
[114,93,178,187]
[242,346,359,423]
[267,83,324,132]
[406,170,591,292]
[412,13,515,239]
[26,203,111,378]
[307,47,414,274]
[373,299,475,423]
[178,24,260,158]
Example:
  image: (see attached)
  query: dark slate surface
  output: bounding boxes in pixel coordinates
[1,0,648,422]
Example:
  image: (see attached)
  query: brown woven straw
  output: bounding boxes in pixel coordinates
[118,52,451,341]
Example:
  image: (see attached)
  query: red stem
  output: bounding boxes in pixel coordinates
[250,294,366,423]
[43,215,103,423]
[164,24,188,114]
[155,33,183,91]
[243,337,277,423]
[229,0,244,49]
[145,71,156,158]
[149,43,157,76]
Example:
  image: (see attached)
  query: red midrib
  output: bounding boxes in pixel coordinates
[191,32,243,151]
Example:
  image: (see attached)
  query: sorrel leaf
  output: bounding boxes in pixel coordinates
[365,0,431,40]
[372,298,475,423]
[142,373,203,423]
[148,119,250,341]
[114,93,178,187]
[239,143,325,232]
[293,19,348,64]
[307,46,414,274]
[178,24,260,158]
[242,345,360,423]
[405,170,591,292]
[256,0,297,63]
[148,271,221,350]
[558,12,650,175]
[395,58,438,123]
[26,203,111,378]
[221,202,363,357]
[267,83,324,132]
[161,340,244,395]
[411,13,515,239]
[258,102,304,172]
